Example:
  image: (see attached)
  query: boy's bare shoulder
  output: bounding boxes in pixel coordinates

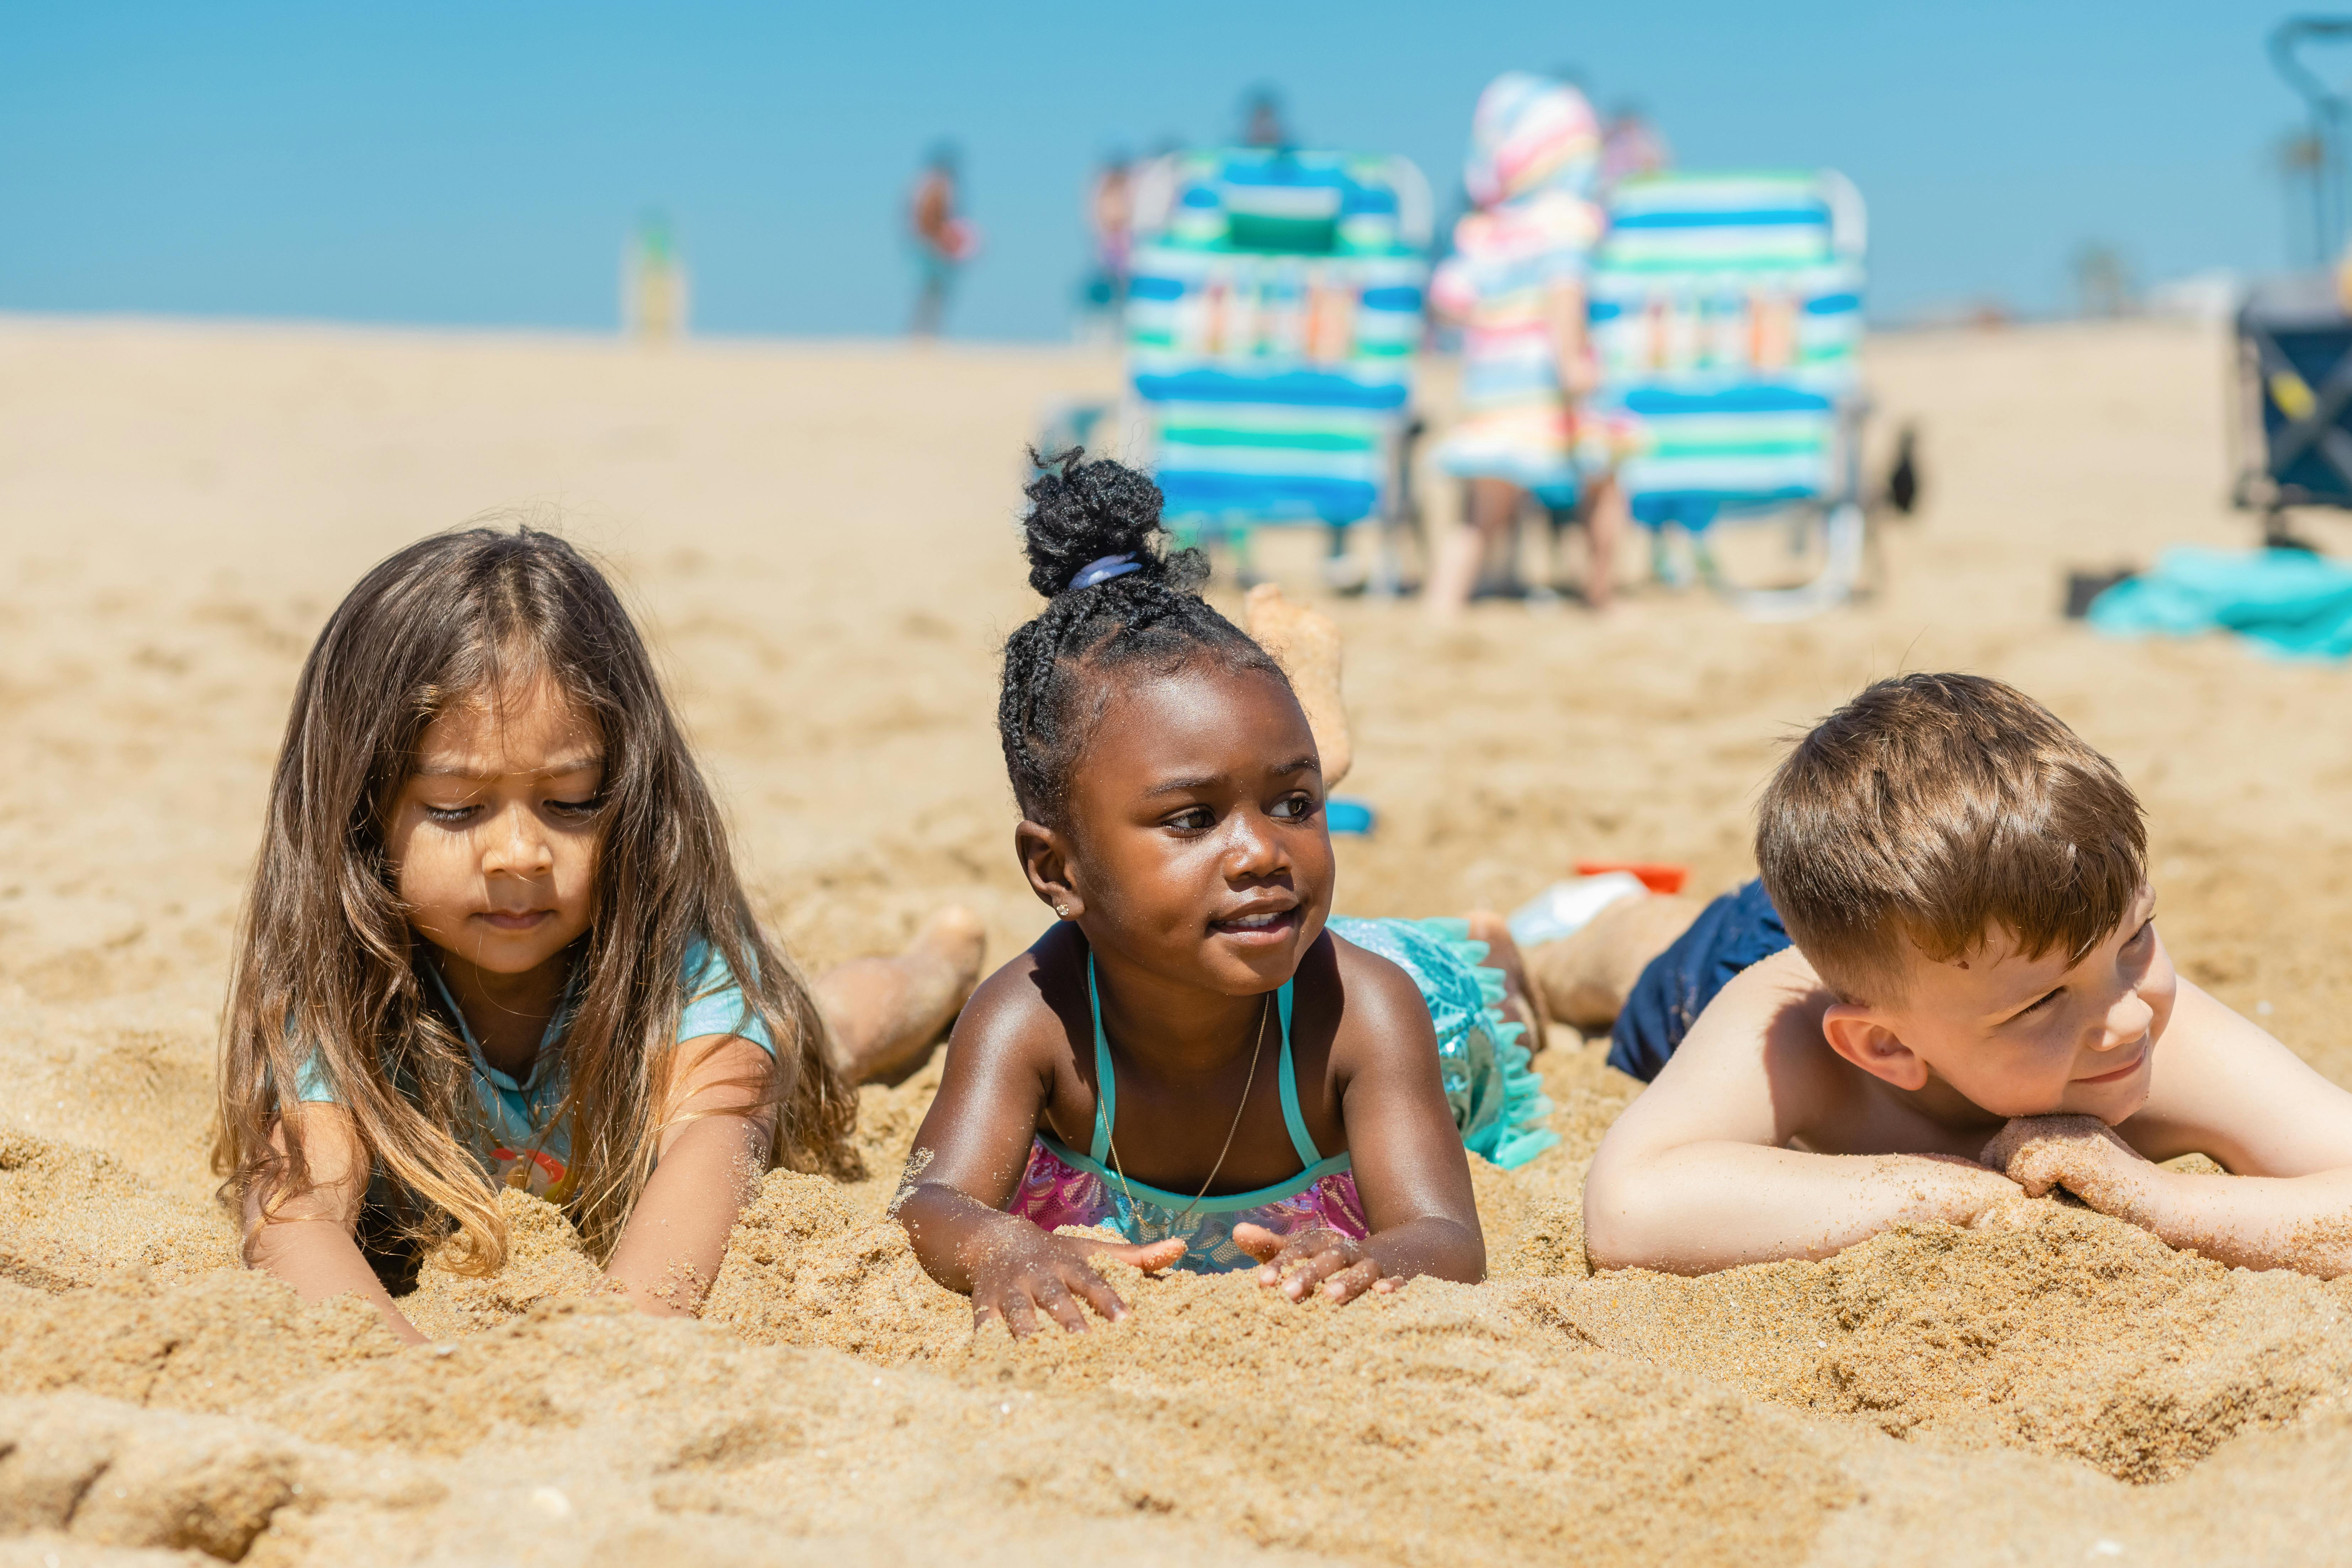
[1679,945,1838,1056]
[1639,945,1854,1138]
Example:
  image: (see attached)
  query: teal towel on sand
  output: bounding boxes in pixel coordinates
[2088,546,2352,661]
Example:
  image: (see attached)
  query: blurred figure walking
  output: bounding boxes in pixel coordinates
[1426,73,1627,618]
[909,142,979,337]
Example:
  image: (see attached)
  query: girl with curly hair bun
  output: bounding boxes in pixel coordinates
[895,452,1560,1335]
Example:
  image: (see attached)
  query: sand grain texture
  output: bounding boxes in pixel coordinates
[5,314,2352,1562]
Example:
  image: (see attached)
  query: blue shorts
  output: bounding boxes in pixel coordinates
[1606,880,1790,1082]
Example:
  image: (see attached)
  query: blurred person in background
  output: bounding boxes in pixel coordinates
[909,142,979,338]
[1425,73,1627,619]
[1079,151,1134,338]
[1241,85,1292,150]
[1600,102,1672,196]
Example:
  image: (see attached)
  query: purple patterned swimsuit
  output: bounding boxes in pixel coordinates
[1011,1138,1370,1274]
[1007,957,1367,1275]
[1008,921,1558,1275]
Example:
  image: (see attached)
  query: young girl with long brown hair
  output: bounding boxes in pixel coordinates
[216,526,981,1343]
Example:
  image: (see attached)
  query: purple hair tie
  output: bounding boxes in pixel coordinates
[1069,553,1142,591]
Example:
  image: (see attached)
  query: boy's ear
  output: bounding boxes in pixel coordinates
[1015,820,1083,920]
[1819,1003,1930,1092]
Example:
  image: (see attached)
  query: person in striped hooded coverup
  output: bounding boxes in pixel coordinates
[1426,71,1632,618]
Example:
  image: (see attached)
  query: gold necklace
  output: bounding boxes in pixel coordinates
[1103,992,1272,1223]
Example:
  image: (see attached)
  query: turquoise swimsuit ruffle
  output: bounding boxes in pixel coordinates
[1327,916,1561,1169]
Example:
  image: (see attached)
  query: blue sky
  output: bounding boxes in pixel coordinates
[0,1,2325,339]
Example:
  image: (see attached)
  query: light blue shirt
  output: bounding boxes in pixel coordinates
[294,937,773,1194]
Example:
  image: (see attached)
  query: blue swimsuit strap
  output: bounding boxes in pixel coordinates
[421,955,573,1086]
[1085,953,1319,1171]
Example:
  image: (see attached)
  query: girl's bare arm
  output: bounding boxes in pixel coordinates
[243,1103,428,1345]
[605,1034,775,1316]
[1239,948,1485,1301]
[897,968,1180,1333]
[1338,954,1487,1280]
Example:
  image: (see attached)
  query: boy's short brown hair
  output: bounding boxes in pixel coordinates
[1756,673,2146,1004]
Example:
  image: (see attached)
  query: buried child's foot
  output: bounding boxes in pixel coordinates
[1465,910,1548,1056]
[1244,583,1353,788]
[815,906,987,1085]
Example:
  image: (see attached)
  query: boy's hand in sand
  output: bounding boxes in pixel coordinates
[1984,1110,2352,1277]
[1984,1114,2156,1223]
[968,1225,1185,1337]
[1235,1222,1402,1305]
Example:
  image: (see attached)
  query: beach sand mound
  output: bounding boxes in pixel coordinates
[10,1179,2352,1566]
[10,317,2352,1561]
[0,1132,237,1293]
[0,1255,1856,1566]
[1529,1201,2352,1482]
[23,1033,2352,1564]
[397,1186,615,1341]
[0,1272,394,1416]
[702,1170,972,1362]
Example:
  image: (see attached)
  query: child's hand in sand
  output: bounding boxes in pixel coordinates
[1982,1111,2352,1277]
[969,1227,1186,1337]
[1235,1223,1401,1305]
[1983,1114,2156,1225]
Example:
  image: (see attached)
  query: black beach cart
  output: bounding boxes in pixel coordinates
[2233,273,2352,547]
[2234,17,2352,547]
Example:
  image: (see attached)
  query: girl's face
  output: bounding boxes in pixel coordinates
[1052,662,1333,996]
[385,675,603,980]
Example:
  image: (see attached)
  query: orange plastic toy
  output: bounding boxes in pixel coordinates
[1574,861,1689,896]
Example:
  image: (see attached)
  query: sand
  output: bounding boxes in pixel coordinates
[6,312,2352,1564]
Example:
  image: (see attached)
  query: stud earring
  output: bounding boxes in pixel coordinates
[1054,904,1070,918]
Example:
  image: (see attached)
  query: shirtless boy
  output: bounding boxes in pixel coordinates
[1581,673,2352,1277]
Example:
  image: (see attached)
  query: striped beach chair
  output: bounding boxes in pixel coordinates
[1588,170,1869,618]
[1124,149,1431,572]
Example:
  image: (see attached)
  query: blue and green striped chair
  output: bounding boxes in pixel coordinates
[1125,149,1431,559]
[1588,170,1869,617]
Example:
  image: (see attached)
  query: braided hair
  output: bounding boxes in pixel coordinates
[999,449,1289,827]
